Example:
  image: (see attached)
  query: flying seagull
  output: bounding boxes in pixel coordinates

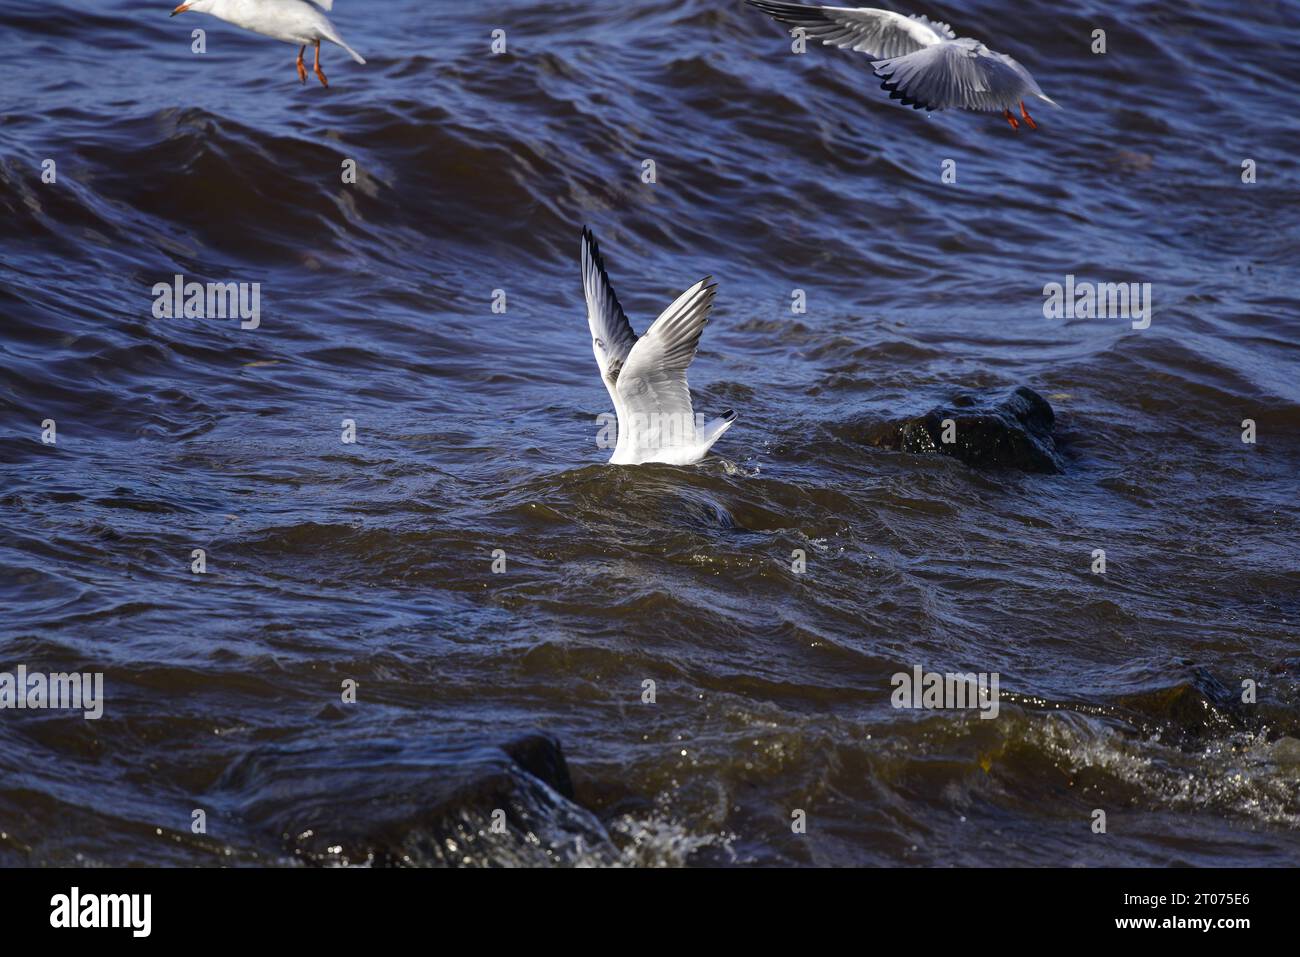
[581,228,736,466]
[170,0,366,88]
[746,1,1058,129]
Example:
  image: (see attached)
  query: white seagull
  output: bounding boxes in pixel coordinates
[581,228,736,466]
[170,0,366,88]
[746,1,1058,130]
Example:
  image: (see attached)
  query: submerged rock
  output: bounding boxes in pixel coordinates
[1114,664,1256,742]
[213,731,616,867]
[865,386,1065,473]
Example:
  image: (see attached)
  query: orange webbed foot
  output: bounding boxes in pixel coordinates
[1020,100,1037,130]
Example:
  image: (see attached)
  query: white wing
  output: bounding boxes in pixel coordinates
[991,51,1055,105]
[873,39,1054,112]
[311,0,334,10]
[615,279,717,453]
[747,1,954,59]
[581,228,640,409]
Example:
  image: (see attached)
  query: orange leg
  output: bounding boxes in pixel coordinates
[1003,109,1020,131]
[1020,100,1037,130]
[296,45,307,84]
[313,39,328,88]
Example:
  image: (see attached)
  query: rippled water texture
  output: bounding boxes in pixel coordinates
[1,0,1298,866]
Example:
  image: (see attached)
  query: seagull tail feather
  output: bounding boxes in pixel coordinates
[328,32,367,64]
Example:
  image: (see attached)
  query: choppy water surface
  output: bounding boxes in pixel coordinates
[1,0,1298,866]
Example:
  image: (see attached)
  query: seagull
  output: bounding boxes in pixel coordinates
[746,1,1058,130]
[580,228,736,466]
[170,0,366,88]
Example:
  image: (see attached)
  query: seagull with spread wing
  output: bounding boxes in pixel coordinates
[746,1,1058,130]
[580,229,736,466]
[170,0,366,88]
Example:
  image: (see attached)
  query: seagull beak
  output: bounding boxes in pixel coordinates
[170,3,191,15]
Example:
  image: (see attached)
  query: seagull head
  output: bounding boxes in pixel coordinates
[170,2,212,16]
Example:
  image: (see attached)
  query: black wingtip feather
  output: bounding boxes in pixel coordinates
[582,226,605,273]
[879,77,935,111]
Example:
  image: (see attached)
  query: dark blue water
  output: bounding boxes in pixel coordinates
[1,0,1298,866]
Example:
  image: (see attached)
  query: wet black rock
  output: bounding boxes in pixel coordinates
[503,732,576,800]
[866,386,1065,473]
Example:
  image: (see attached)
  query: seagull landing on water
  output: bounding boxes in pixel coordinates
[746,1,1059,130]
[581,229,736,466]
[170,0,365,88]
